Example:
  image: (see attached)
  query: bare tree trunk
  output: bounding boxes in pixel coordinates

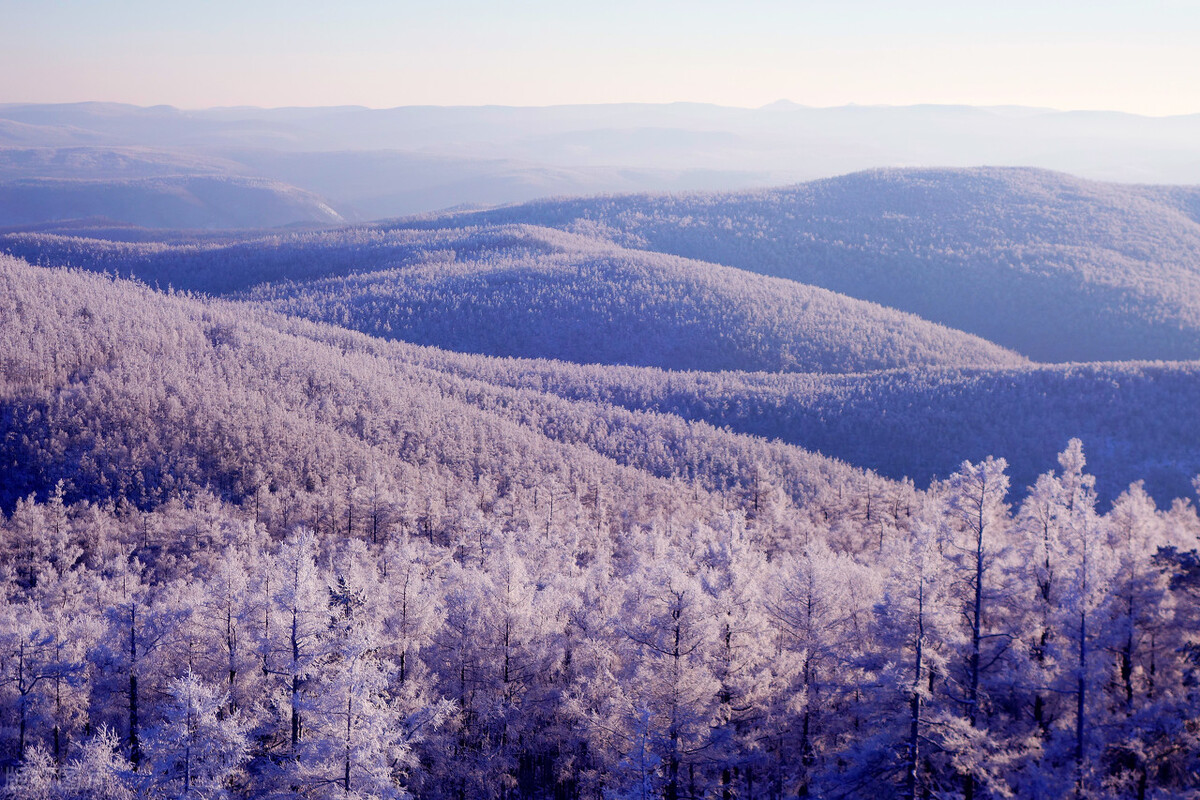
[291,609,301,754]
[906,578,925,800]
[344,690,353,793]
[1075,609,1087,798]
[129,605,141,771]
[964,501,985,800]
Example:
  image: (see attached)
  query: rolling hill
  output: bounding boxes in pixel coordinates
[400,350,1200,505]
[412,167,1200,362]
[3,167,1200,503]
[239,225,1027,373]
[0,223,1027,373]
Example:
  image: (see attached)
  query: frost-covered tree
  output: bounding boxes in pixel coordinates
[854,505,957,800]
[300,550,411,799]
[1018,441,1114,798]
[935,456,1026,798]
[765,539,876,796]
[61,726,135,800]
[145,671,248,799]
[262,530,326,768]
[618,549,719,800]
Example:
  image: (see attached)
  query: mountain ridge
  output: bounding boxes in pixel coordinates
[403,167,1200,362]
[5,102,1200,226]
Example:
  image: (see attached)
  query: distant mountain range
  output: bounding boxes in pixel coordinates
[2,101,1200,226]
[0,175,343,229]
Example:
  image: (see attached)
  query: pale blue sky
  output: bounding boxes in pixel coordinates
[2,0,1197,114]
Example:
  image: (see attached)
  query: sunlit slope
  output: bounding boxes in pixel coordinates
[242,226,1026,373]
[414,167,1200,362]
[0,224,1025,373]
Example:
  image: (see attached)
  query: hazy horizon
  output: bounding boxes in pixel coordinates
[3,98,1197,119]
[4,0,1198,116]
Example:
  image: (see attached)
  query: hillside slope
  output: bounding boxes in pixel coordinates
[0,254,874,520]
[242,225,1026,373]
[412,167,1200,362]
[8,263,1199,800]
[0,224,1026,373]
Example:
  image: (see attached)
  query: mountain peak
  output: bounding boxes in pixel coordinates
[759,99,804,111]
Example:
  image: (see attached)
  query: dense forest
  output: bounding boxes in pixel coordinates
[1,164,1199,799]
[240,228,1023,374]
[7,194,1198,500]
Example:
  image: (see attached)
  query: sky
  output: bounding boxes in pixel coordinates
[2,0,1198,115]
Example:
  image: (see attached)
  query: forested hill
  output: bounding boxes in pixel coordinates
[241,227,1026,373]
[2,255,1199,800]
[407,167,1200,363]
[3,170,1200,499]
[0,254,876,518]
[0,224,1026,373]
[3,191,1200,795]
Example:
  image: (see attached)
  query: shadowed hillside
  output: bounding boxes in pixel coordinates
[241,226,1027,373]
[0,254,872,516]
